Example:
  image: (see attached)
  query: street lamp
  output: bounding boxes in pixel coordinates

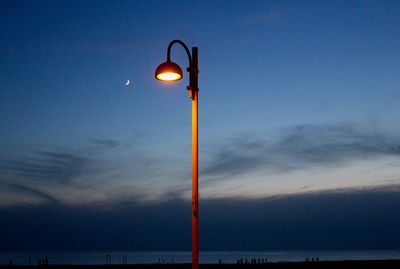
[155,40,199,269]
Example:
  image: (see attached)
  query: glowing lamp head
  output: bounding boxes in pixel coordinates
[155,60,183,82]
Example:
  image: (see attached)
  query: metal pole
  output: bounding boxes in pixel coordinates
[191,47,199,269]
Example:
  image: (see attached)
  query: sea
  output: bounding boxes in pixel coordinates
[1,250,400,265]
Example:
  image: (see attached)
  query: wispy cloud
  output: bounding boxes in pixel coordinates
[1,151,91,183]
[202,122,400,177]
[0,181,60,204]
[2,122,400,206]
[0,137,183,207]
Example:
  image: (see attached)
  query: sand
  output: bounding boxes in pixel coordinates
[2,260,400,269]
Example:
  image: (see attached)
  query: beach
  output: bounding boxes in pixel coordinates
[2,260,400,269]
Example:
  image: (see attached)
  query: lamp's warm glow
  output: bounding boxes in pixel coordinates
[155,61,183,82]
[156,72,182,81]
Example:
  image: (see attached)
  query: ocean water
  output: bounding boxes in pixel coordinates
[1,250,400,265]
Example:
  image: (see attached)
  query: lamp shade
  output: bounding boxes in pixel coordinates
[155,60,183,82]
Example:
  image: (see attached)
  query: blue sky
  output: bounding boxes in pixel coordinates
[1,0,400,250]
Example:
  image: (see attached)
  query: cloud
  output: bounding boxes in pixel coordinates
[202,122,400,178]
[0,142,115,206]
[1,186,400,251]
[0,133,176,205]
[276,124,400,163]
[2,121,400,207]
[200,185,400,251]
[1,151,90,183]
[0,181,60,205]
[87,138,121,150]
[0,136,189,207]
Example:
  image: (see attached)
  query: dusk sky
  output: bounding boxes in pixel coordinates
[1,0,400,251]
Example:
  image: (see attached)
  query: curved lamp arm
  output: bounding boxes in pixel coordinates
[167,39,192,67]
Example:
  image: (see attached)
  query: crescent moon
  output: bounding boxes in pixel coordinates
[125,79,130,86]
